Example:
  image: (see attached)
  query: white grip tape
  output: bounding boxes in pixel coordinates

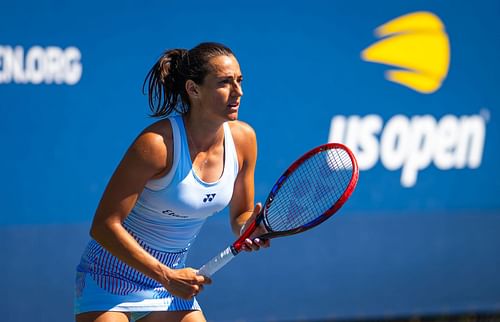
[197,246,236,278]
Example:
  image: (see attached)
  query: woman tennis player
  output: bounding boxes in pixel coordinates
[75,42,269,322]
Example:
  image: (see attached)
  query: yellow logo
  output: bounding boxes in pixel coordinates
[361,11,450,94]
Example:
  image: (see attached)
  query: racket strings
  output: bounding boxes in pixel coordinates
[265,148,353,232]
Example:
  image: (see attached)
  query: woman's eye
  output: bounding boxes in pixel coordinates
[219,78,242,85]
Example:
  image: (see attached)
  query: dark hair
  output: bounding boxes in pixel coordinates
[143,42,234,118]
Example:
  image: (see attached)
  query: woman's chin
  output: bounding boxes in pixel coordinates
[227,111,239,121]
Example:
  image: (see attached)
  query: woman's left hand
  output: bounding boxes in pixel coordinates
[240,203,271,252]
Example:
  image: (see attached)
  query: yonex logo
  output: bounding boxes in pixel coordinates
[361,11,450,94]
[203,194,216,203]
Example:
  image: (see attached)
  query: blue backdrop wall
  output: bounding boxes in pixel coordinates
[1,1,499,321]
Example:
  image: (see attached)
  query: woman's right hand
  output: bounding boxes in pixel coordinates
[160,267,212,300]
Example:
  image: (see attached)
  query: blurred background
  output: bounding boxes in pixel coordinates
[1,1,499,321]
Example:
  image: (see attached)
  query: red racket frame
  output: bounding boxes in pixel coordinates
[233,143,359,252]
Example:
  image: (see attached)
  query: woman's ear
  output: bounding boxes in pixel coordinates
[185,80,200,99]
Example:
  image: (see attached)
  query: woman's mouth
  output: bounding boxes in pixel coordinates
[228,102,239,110]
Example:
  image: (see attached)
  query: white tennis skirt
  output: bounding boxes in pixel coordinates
[74,239,201,315]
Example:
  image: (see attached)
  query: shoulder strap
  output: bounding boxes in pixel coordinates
[222,122,240,177]
[145,116,181,191]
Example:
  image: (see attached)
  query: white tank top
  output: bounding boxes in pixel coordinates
[123,115,239,252]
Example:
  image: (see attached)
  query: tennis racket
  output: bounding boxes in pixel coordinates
[197,143,359,277]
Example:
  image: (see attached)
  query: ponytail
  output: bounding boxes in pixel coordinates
[143,49,189,118]
[143,42,235,118]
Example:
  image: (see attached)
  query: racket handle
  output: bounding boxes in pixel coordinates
[197,246,238,278]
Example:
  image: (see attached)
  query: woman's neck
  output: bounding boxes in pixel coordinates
[182,112,225,153]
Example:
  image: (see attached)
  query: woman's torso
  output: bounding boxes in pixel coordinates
[123,115,239,252]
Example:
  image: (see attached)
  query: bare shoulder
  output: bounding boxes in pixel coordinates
[127,118,173,172]
[227,120,257,145]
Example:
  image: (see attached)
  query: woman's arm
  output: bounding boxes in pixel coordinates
[229,121,269,251]
[90,122,209,299]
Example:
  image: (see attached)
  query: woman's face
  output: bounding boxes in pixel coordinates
[193,54,243,122]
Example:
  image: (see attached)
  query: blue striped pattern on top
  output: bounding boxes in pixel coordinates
[77,234,187,297]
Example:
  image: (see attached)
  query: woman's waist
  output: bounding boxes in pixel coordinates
[123,210,206,252]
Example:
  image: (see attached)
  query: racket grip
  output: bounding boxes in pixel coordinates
[197,246,237,278]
